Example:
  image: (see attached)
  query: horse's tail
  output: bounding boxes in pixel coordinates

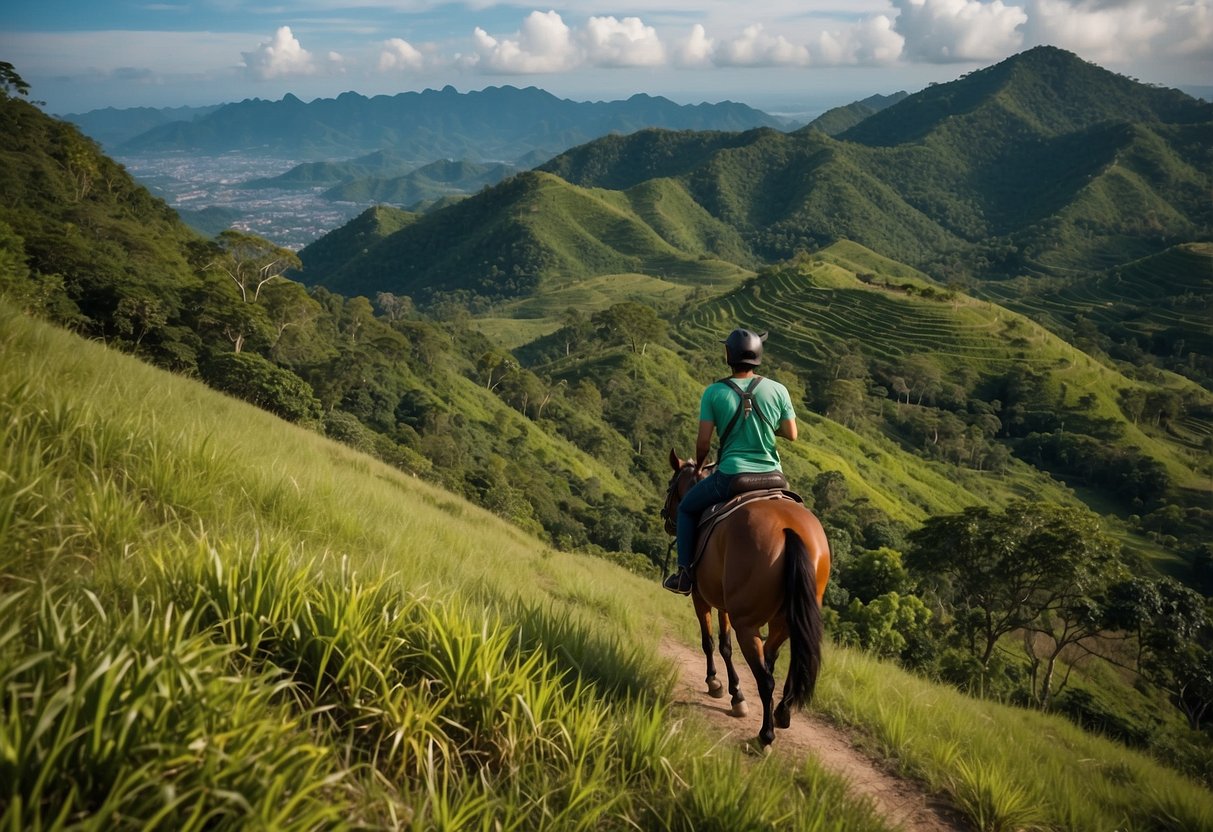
[782,528,824,709]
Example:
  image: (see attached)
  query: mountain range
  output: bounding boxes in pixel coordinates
[302,47,1210,305]
[109,85,788,160]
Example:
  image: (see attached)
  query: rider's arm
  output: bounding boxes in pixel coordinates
[776,418,797,441]
[694,419,714,470]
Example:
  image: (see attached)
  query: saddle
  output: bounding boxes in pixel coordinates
[690,473,804,570]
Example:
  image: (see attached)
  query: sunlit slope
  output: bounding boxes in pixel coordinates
[677,241,1212,490]
[984,242,1213,364]
[531,335,1076,526]
[301,170,752,304]
[539,47,1210,272]
[4,307,1212,831]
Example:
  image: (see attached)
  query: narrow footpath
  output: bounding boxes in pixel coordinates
[661,636,967,832]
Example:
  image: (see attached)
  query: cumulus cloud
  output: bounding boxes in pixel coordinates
[580,15,665,66]
[812,14,906,64]
[673,23,716,67]
[714,24,810,66]
[891,0,1027,62]
[378,37,425,71]
[1021,0,1205,61]
[471,10,578,73]
[241,26,316,79]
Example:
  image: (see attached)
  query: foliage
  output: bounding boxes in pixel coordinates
[906,501,1125,708]
[202,351,323,423]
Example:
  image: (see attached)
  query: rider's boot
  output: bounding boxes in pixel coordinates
[662,567,693,595]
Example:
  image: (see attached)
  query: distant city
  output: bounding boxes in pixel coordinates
[119,153,372,250]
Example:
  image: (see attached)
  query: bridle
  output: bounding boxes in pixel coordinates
[660,462,714,536]
[659,461,713,577]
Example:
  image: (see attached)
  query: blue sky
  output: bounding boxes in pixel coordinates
[3,1,1209,115]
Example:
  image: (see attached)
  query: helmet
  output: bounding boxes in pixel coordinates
[722,328,767,367]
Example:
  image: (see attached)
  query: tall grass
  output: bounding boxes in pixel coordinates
[0,304,889,829]
[5,304,1212,830]
[816,647,1213,831]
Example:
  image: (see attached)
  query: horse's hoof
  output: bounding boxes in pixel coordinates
[775,706,791,730]
[731,700,748,718]
[707,678,725,699]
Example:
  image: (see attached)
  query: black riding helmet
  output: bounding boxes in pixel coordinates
[722,328,767,368]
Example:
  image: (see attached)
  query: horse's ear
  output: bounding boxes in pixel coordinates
[669,448,682,472]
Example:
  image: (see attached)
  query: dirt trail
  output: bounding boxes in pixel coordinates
[661,636,966,832]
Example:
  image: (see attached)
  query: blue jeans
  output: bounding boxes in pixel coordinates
[676,470,734,570]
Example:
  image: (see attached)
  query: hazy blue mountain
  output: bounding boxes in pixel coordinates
[61,104,222,149]
[117,86,785,159]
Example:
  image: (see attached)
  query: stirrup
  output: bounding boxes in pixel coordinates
[662,568,692,596]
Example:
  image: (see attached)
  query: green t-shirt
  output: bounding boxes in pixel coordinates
[699,376,795,474]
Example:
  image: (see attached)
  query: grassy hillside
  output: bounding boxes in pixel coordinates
[536,47,1210,275]
[980,243,1213,389]
[4,305,1212,830]
[324,159,518,204]
[676,242,1212,495]
[300,171,752,304]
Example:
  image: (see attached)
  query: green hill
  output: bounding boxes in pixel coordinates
[4,303,1212,830]
[242,149,417,189]
[295,204,419,280]
[299,170,753,304]
[798,92,909,136]
[676,241,1212,494]
[537,47,1210,273]
[981,243,1213,389]
[324,159,518,204]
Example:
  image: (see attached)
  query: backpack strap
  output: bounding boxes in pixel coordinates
[716,375,771,454]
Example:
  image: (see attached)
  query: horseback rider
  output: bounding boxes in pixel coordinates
[663,328,798,595]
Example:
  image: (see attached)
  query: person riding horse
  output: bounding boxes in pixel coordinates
[663,328,798,595]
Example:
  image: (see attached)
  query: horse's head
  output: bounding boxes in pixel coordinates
[661,448,710,535]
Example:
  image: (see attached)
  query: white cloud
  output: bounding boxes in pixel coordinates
[812,14,906,64]
[471,10,578,73]
[1022,0,1207,62]
[891,0,1027,62]
[378,37,425,71]
[714,24,810,66]
[241,26,317,79]
[580,16,666,67]
[673,23,716,67]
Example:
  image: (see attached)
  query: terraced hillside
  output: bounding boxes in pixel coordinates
[675,241,1213,492]
[981,243,1213,388]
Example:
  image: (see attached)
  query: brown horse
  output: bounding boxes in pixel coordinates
[664,450,831,746]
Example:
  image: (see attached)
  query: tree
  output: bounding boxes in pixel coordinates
[206,230,301,304]
[0,61,39,104]
[591,301,666,354]
[200,231,301,353]
[907,501,1122,708]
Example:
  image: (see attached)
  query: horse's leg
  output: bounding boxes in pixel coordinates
[717,610,747,717]
[693,591,724,699]
[735,622,776,746]
[764,621,792,730]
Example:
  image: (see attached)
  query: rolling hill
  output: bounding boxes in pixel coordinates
[539,46,1211,272]
[323,158,519,204]
[298,170,755,304]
